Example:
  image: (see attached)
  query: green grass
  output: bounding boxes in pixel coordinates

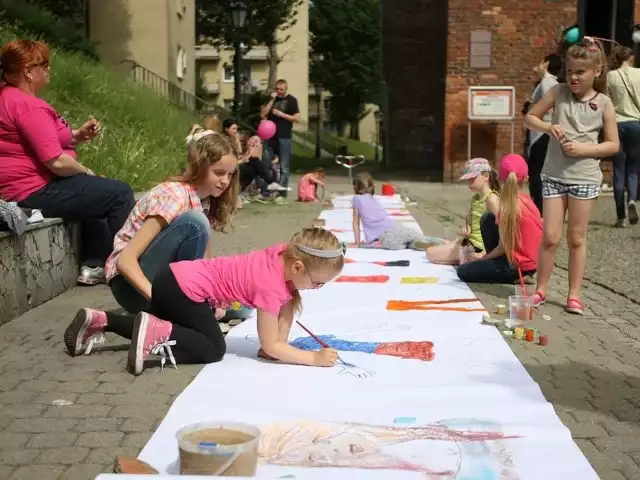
[0,27,202,190]
[297,130,377,161]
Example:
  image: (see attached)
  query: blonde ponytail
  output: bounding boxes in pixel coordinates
[498,172,521,265]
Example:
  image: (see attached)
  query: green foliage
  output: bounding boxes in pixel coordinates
[238,90,271,129]
[196,0,302,50]
[0,0,97,58]
[310,0,380,133]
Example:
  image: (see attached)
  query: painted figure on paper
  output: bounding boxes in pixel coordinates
[258,419,520,479]
[290,335,435,361]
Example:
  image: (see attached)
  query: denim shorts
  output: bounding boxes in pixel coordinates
[541,175,600,200]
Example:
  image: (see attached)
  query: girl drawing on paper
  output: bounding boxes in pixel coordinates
[258,420,519,479]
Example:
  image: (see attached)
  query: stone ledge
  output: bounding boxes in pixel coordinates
[0,219,80,325]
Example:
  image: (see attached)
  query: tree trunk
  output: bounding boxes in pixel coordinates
[266,32,280,91]
[350,121,360,140]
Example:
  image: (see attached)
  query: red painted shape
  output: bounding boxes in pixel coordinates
[335,275,390,284]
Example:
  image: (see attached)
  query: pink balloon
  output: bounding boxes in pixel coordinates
[257,120,277,140]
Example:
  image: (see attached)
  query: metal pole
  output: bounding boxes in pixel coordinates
[233,38,241,115]
[467,121,472,163]
[315,88,322,161]
[510,121,515,154]
[374,115,380,163]
[611,0,618,43]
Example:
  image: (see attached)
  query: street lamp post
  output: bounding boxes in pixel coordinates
[230,1,247,116]
[315,86,322,162]
[374,110,381,164]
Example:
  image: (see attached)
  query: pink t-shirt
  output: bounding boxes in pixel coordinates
[0,86,76,201]
[497,193,542,272]
[170,243,294,316]
[298,173,316,201]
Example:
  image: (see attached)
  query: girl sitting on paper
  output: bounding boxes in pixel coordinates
[298,167,327,202]
[64,228,344,375]
[352,172,444,250]
[427,158,500,265]
[456,154,542,284]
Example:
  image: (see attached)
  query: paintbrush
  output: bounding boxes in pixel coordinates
[295,320,356,367]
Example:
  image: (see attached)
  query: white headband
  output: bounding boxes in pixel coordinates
[185,129,216,147]
[296,243,347,259]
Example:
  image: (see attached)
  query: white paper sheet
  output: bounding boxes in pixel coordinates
[132,195,599,480]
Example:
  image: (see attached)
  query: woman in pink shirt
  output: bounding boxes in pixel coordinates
[64,227,344,375]
[456,154,543,283]
[0,40,135,285]
[298,168,326,202]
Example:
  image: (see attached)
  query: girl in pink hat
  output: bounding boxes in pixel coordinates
[456,154,542,284]
[427,158,500,265]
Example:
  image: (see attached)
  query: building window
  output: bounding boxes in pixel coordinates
[176,47,187,80]
[223,65,251,83]
[469,30,492,69]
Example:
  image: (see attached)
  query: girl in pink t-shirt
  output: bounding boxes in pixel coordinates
[298,168,326,202]
[64,228,345,376]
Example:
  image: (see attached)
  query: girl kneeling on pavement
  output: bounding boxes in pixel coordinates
[64,228,344,375]
[456,154,542,284]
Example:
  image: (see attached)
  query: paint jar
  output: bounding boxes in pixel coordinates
[507,295,532,328]
[177,421,261,476]
[514,285,535,298]
[381,183,395,196]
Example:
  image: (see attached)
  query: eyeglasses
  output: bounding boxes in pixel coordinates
[303,263,325,289]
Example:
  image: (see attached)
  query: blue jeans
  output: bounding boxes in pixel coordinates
[456,213,535,283]
[277,138,292,197]
[613,121,640,220]
[110,210,210,313]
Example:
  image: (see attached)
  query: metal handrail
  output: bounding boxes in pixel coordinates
[120,59,256,133]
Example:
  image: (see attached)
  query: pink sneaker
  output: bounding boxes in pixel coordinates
[64,308,107,356]
[530,291,546,307]
[127,312,176,376]
[566,298,585,316]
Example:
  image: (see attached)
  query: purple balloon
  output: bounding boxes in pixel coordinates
[257,120,277,140]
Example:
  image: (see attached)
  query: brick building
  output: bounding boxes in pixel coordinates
[382,0,640,181]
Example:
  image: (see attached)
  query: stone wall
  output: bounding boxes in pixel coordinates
[0,220,80,325]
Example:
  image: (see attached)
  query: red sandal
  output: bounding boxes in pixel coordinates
[530,290,546,307]
[566,298,585,316]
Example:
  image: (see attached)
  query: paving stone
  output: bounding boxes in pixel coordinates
[43,404,111,418]
[75,431,124,448]
[122,432,152,449]
[0,392,35,404]
[35,447,90,464]
[75,417,118,433]
[120,418,158,433]
[0,405,45,419]
[74,393,113,405]
[7,465,66,480]
[0,467,13,480]
[59,464,109,480]
[0,449,39,466]
[31,393,80,406]
[108,405,169,419]
[5,418,78,433]
[110,393,172,406]
[592,436,640,453]
[0,434,29,450]
[27,432,78,448]
[86,446,140,465]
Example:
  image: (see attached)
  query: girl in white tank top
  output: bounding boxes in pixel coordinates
[524,36,620,315]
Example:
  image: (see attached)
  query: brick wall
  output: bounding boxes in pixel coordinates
[444,0,577,181]
[382,0,448,178]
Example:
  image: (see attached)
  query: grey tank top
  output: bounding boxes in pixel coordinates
[542,84,611,185]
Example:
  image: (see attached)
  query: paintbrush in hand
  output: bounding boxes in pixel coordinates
[295,320,356,367]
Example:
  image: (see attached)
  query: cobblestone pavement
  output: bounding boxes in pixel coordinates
[1,174,639,479]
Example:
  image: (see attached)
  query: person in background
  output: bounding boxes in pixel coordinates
[298,168,327,202]
[260,79,300,204]
[607,45,640,227]
[527,54,562,215]
[456,154,542,284]
[0,39,135,285]
[236,132,286,207]
[427,158,500,265]
[352,172,444,250]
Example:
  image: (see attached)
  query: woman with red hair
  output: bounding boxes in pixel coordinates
[0,39,135,285]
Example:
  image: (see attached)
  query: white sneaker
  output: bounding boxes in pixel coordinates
[77,266,106,286]
[267,182,291,192]
[27,209,44,224]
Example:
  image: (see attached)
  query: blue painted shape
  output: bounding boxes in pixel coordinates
[290,335,379,353]
[198,441,217,449]
[393,417,417,425]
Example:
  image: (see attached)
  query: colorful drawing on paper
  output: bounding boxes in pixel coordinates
[335,275,390,284]
[290,335,434,361]
[258,419,520,479]
[329,228,350,233]
[344,258,410,267]
[387,299,486,313]
[400,276,439,284]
